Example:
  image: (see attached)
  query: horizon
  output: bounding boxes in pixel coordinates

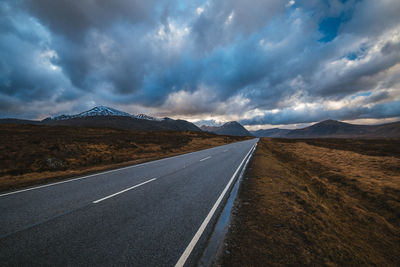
[2,104,400,131]
[1,1,400,130]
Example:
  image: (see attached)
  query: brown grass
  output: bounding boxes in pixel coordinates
[0,124,250,192]
[219,138,400,266]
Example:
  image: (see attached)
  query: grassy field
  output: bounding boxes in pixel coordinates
[0,124,249,192]
[220,138,400,266]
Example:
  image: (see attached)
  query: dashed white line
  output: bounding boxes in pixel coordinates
[92,178,157,204]
[175,142,257,267]
[223,149,229,152]
[199,156,212,162]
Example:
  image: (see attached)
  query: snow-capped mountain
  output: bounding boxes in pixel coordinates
[47,106,161,121]
[41,106,201,132]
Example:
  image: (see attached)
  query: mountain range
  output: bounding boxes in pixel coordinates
[0,106,201,132]
[251,119,400,138]
[1,107,399,138]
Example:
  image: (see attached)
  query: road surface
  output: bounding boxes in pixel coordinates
[0,138,258,266]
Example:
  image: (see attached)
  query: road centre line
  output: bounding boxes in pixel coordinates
[175,142,257,267]
[199,156,212,162]
[92,178,157,204]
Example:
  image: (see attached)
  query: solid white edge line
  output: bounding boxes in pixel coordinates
[199,156,212,162]
[0,140,252,197]
[92,178,157,204]
[175,141,257,267]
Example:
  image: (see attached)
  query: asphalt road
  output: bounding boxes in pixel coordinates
[0,138,258,266]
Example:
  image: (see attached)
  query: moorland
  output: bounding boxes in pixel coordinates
[0,124,250,191]
[220,138,400,266]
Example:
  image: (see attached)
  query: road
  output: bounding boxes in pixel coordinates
[0,138,258,266]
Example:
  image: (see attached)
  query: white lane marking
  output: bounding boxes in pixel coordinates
[93,178,157,204]
[0,141,248,197]
[199,156,212,162]
[223,149,228,152]
[175,142,257,267]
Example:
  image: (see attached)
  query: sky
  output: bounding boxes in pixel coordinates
[1,0,400,130]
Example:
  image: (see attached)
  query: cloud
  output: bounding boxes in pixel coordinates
[0,3,79,104]
[23,0,162,39]
[0,0,399,125]
[241,96,400,125]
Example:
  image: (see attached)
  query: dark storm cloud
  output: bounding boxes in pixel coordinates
[23,0,160,39]
[0,0,400,124]
[0,2,78,105]
[18,0,170,94]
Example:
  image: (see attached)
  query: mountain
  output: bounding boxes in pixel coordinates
[251,128,291,138]
[253,120,400,138]
[286,120,367,138]
[1,106,201,132]
[43,106,132,121]
[201,121,252,136]
[44,106,159,121]
[372,121,400,137]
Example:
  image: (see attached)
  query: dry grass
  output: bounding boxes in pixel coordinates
[0,124,250,191]
[220,138,400,266]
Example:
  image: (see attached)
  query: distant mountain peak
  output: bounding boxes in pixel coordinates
[78,106,132,118]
